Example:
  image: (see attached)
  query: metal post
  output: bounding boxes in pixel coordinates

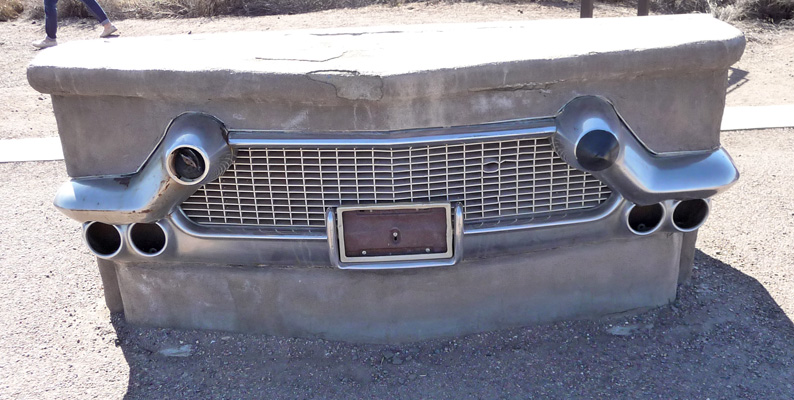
[638,0,649,16]
[581,0,594,18]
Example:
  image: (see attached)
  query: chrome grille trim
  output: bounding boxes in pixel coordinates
[180,124,612,230]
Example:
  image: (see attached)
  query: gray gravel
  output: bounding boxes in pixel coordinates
[1,130,793,398]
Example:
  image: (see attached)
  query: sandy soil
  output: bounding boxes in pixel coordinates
[1,2,794,399]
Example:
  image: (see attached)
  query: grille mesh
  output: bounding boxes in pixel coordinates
[180,136,612,229]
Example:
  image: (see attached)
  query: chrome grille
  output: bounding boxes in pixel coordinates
[180,135,612,229]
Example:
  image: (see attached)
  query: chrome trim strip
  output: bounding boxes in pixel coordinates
[465,194,621,235]
[172,195,619,239]
[227,122,557,148]
[171,208,327,241]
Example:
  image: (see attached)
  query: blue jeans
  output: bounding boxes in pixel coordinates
[44,0,109,39]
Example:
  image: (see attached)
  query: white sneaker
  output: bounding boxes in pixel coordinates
[32,37,57,49]
[100,24,118,38]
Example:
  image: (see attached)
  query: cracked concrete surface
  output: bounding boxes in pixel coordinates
[468,80,564,93]
[254,52,348,63]
[308,70,384,100]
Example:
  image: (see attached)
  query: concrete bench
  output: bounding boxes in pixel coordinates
[29,14,745,343]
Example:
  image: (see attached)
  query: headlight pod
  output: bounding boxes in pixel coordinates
[166,145,209,185]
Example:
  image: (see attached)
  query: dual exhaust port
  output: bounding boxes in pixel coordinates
[82,199,711,258]
[626,199,710,235]
[83,221,167,259]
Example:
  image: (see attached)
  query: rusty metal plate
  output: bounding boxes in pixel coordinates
[337,203,453,263]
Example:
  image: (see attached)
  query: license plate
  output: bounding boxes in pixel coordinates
[337,203,453,263]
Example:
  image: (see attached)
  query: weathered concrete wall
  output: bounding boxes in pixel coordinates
[111,234,681,343]
[28,15,745,177]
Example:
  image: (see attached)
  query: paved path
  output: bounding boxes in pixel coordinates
[2,105,792,163]
[719,104,794,131]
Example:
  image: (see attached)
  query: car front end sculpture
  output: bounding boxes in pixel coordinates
[29,15,745,342]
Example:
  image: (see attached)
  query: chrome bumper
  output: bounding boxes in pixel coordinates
[56,96,738,268]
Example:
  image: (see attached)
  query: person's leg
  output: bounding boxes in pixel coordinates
[79,0,117,37]
[33,0,59,48]
[44,0,58,39]
[79,0,109,25]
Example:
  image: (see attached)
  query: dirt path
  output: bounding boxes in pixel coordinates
[1,3,794,399]
[727,21,794,106]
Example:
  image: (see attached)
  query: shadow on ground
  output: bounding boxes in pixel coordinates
[107,250,794,398]
[727,67,750,95]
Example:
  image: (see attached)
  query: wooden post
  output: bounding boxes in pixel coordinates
[638,0,650,16]
[581,0,594,18]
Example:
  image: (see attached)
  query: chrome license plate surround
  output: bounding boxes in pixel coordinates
[337,203,453,263]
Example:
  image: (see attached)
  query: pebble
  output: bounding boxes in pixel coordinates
[157,344,194,357]
[607,324,653,336]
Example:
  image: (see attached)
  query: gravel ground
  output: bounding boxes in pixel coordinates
[1,2,794,399]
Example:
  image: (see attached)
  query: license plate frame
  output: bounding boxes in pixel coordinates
[337,203,453,263]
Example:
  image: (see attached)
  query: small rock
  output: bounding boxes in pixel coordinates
[607,324,652,336]
[157,344,194,357]
[382,350,395,359]
[220,336,231,341]
[392,357,404,365]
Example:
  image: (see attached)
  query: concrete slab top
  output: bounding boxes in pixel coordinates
[28,14,744,101]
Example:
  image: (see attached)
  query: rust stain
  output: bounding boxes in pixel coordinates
[114,176,132,187]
